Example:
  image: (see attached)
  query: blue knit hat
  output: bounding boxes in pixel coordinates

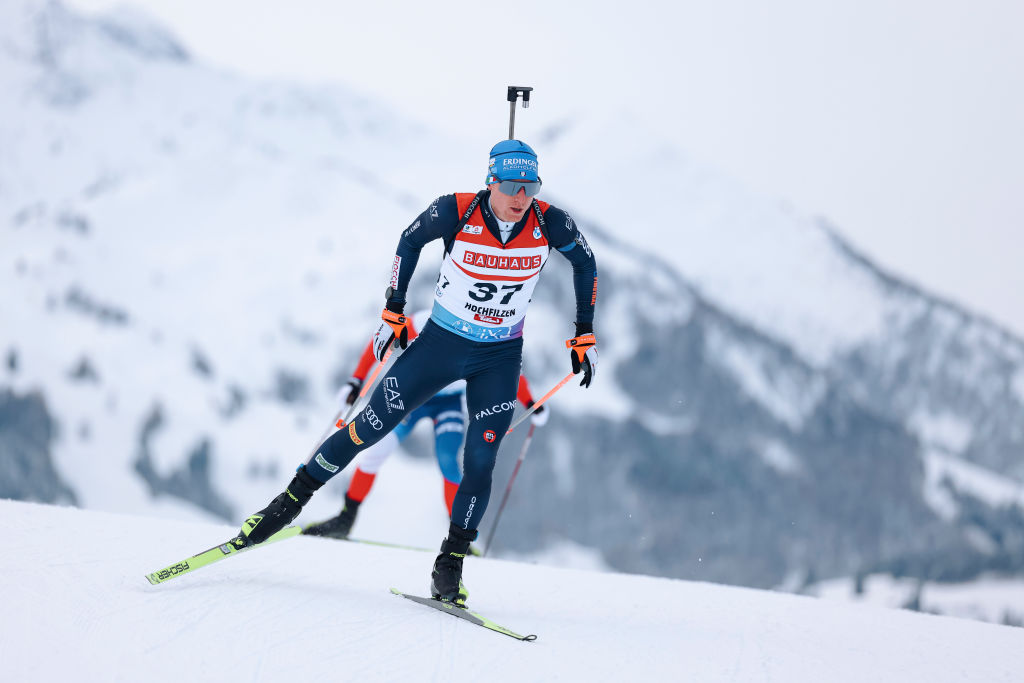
[486,139,539,184]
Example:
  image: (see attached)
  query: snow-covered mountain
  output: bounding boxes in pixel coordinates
[4,499,1024,682]
[3,0,1024,625]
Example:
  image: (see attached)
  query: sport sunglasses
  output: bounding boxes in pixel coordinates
[497,178,542,198]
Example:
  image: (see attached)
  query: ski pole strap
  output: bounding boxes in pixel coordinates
[506,371,574,434]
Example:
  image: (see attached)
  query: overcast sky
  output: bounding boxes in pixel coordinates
[67,0,1024,336]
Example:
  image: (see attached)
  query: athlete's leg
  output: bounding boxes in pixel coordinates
[344,403,428,501]
[428,392,466,515]
[451,339,523,531]
[303,329,460,483]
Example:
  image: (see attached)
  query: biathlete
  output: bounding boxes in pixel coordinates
[237,138,598,605]
[304,309,549,540]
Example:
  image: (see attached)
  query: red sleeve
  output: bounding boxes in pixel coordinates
[517,375,534,405]
[351,340,377,381]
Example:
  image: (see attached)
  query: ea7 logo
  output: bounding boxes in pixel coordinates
[384,377,404,412]
[462,224,484,235]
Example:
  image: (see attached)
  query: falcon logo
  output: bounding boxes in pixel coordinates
[483,430,496,443]
[475,401,516,420]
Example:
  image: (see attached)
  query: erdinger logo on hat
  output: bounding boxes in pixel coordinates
[486,139,539,184]
[493,155,538,180]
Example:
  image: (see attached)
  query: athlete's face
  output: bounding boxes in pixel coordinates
[488,181,533,222]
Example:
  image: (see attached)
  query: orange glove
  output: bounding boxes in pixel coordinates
[565,331,597,388]
[372,308,410,361]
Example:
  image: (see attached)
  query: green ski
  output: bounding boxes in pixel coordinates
[145,525,302,585]
[389,588,537,641]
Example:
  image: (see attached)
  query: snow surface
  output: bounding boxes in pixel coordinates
[3,499,1024,683]
[816,573,1024,628]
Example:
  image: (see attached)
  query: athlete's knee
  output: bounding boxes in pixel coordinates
[461,447,498,485]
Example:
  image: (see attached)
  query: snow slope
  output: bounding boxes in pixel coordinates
[5,0,1024,620]
[3,499,1024,683]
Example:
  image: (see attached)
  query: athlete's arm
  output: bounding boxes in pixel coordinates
[518,374,550,426]
[385,195,461,310]
[351,340,377,381]
[543,206,598,328]
[517,376,534,405]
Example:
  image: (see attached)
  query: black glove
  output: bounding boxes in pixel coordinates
[527,401,549,427]
[565,324,597,388]
[336,378,362,408]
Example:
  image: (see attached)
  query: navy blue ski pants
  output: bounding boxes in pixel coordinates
[305,319,523,531]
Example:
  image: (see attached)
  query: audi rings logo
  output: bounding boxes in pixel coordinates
[363,406,383,430]
[483,430,496,443]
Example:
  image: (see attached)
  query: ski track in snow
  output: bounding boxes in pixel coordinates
[3,500,1024,682]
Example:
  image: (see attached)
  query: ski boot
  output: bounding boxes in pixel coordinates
[304,495,361,539]
[430,522,478,606]
[237,466,323,547]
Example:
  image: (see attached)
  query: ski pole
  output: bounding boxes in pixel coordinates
[306,342,402,459]
[357,342,398,401]
[306,407,346,460]
[506,371,574,435]
[482,422,536,556]
[507,85,533,139]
